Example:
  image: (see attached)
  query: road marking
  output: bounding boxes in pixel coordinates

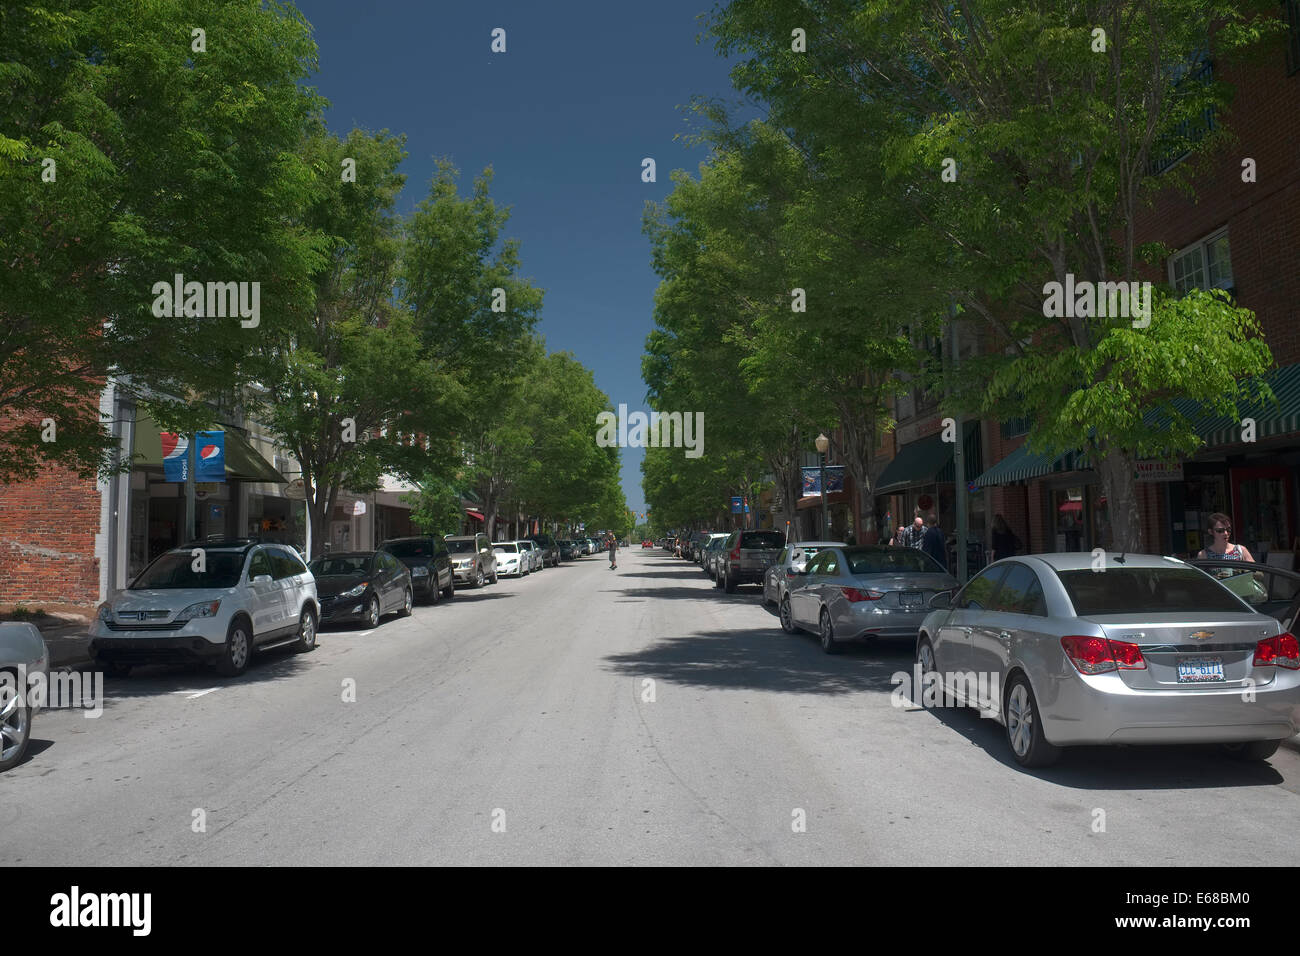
[355,630,375,637]
[172,688,221,699]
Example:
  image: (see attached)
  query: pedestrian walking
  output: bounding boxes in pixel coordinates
[888,525,906,547]
[903,515,926,550]
[608,532,618,569]
[921,513,947,570]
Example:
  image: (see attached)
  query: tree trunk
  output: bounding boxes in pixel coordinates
[1094,447,1143,553]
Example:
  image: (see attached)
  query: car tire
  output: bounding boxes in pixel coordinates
[473,567,484,589]
[0,679,32,772]
[916,637,937,680]
[818,609,842,654]
[779,596,796,634]
[427,577,440,605]
[365,595,380,629]
[214,617,252,677]
[1004,674,1061,768]
[491,566,499,584]
[442,577,455,601]
[399,587,413,617]
[761,580,773,605]
[1222,739,1281,761]
[294,608,318,653]
[723,569,737,594]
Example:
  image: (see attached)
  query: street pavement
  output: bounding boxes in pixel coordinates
[5,548,1299,866]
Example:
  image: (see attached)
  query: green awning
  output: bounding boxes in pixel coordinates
[132,412,287,483]
[1160,362,1300,449]
[974,443,1090,488]
[876,422,980,494]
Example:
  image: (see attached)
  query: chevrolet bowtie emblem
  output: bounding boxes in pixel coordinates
[1190,630,1214,641]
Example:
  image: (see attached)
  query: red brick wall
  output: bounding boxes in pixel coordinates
[1134,47,1300,364]
[0,466,101,607]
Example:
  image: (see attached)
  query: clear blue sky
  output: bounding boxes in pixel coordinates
[295,0,747,522]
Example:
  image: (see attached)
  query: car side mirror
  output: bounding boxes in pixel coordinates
[252,574,272,585]
[929,591,953,609]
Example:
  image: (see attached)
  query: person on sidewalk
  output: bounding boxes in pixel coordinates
[607,532,618,569]
[921,513,947,571]
[1196,513,1255,562]
[903,515,926,550]
[990,513,1022,561]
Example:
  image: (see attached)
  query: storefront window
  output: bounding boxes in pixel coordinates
[1237,474,1291,557]
[1053,487,1085,552]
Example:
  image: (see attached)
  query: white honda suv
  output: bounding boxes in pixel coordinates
[91,540,319,677]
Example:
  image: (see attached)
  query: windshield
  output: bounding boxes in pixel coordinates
[1058,567,1249,615]
[494,543,518,553]
[446,539,477,553]
[845,548,947,575]
[310,556,370,576]
[741,532,786,550]
[385,540,435,558]
[131,550,244,589]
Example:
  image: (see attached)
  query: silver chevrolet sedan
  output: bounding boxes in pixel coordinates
[763,540,845,606]
[916,553,1300,768]
[782,546,958,651]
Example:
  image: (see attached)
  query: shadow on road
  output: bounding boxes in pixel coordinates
[602,626,913,696]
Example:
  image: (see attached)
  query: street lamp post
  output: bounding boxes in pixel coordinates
[815,432,830,539]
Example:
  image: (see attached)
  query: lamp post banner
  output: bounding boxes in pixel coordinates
[801,466,845,496]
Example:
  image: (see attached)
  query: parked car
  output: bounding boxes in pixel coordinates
[446,533,498,587]
[493,541,526,577]
[642,540,653,549]
[1190,558,1300,631]
[90,539,319,677]
[701,535,729,580]
[782,546,957,652]
[716,529,786,593]
[557,539,580,560]
[763,540,846,606]
[528,533,560,567]
[521,539,545,572]
[309,551,412,628]
[917,553,1300,768]
[1,622,48,772]
[381,535,455,604]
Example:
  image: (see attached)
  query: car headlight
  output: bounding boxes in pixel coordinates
[176,600,221,621]
[97,602,113,622]
[342,583,368,598]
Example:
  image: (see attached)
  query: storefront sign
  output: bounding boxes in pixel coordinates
[801,466,845,496]
[1135,460,1184,483]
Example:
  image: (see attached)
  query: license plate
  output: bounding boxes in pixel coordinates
[900,591,923,607]
[1177,657,1225,683]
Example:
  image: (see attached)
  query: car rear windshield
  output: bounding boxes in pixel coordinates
[740,532,785,549]
[1058,567,1249,615]
[131,550,244,589]
[844,548,946,575]
[310,556,370,576]
[384,540,435,558]
[494,543,519,552]
[446,539,476,553]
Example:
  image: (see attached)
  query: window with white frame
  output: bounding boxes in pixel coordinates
[1169,230,1233,296]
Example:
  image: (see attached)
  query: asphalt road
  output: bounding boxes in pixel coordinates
[6,548,1299,866]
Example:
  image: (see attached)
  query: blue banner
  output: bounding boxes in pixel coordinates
[730,496,743,513]
[161,432,189,482]
[801,465,845,496]
[195,431,226,482]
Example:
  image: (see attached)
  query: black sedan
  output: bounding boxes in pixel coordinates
[309,551,412,628]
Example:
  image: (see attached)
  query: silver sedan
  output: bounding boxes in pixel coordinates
[763,540,845,606]
[1,622,49,772]
[781,546,957,652]
[916,553,1300,768]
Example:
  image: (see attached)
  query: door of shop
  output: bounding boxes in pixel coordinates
[1230,466,1296,560]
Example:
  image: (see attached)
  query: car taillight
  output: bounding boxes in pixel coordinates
[730,544,741,560]
[1060,635,1146,674]
[1253,632,1300,669]
[841,587,883,602]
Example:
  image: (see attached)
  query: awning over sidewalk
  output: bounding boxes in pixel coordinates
[133,411,286,483]
[1165,362,1300,448]
[876,422,980,495]
[974,443,1090,488]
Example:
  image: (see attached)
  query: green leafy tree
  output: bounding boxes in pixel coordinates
[0,0,322,482]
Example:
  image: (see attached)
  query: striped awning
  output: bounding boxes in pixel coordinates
[974,443,1090,488]
[1163,362,1300,449]
[876,422,980,495]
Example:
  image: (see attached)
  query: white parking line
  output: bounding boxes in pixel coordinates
[355,630,375,637]
[171,688,221,700]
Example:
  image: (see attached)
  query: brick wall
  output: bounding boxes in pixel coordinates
[0,466,101,607]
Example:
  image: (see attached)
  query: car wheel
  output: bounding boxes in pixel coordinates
[442,577,455,600]
[491,566,499,584]
[294,608,318,653]
[779,596,796,634]
[0,681,32,772]
[427,577,440,605]
[723,569,736,594]
[916,638,937,679]
[761,580,773,605]
[214,618,252,677]
[1221,739,1281,761]
[819,609,842,654]
[399,587,413,617]
[473,567,484,588]
[364,594,380,628]
[1005,675,1061,768]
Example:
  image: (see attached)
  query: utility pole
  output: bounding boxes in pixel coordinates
[949,305,968,583]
